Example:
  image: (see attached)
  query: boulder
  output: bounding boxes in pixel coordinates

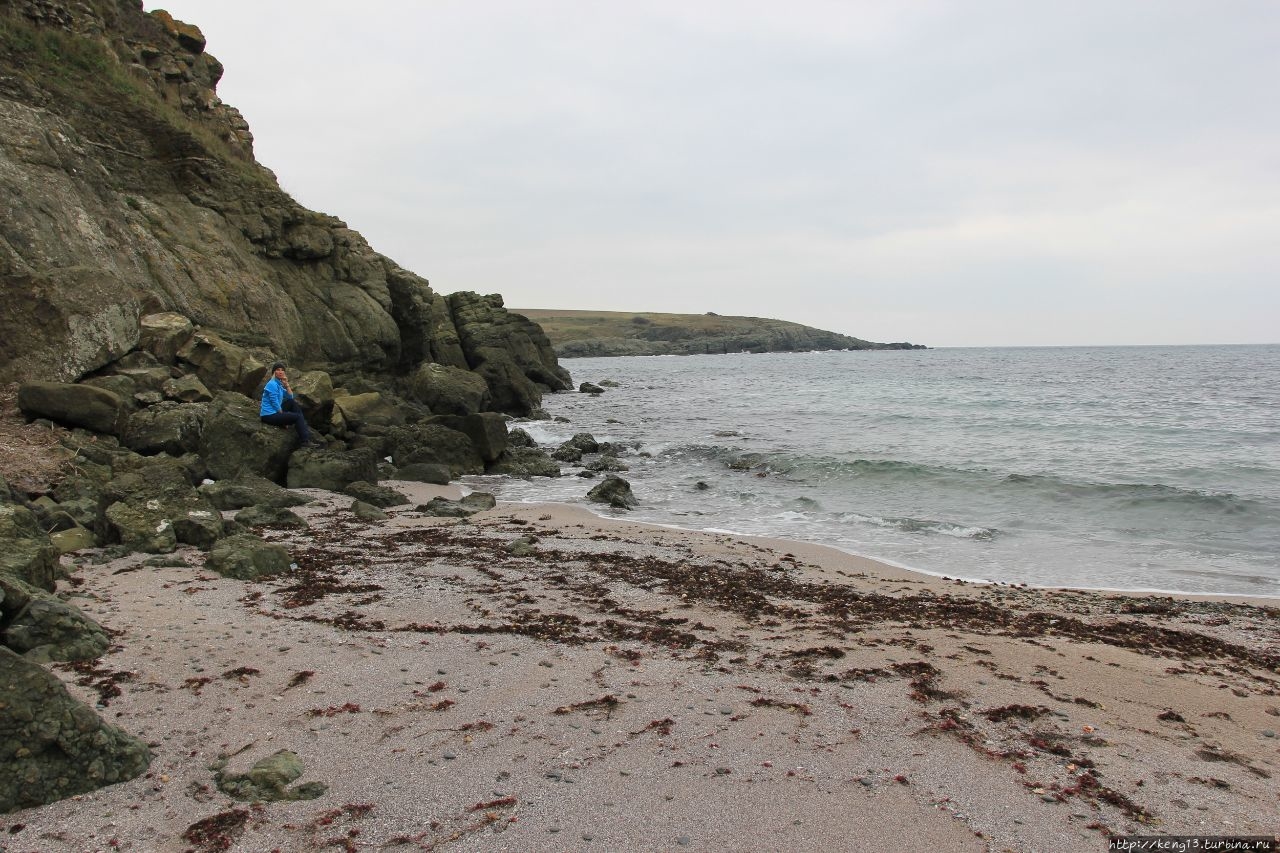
[137,312,194,363]
[551,445,582,463]
[446,292,573,415]
[162,374,212,403]
[200,391,297,483]
[80,374,138,405]
[587,474,638,509]
[233,506,309,529]
[119,401,206,456]
[177,330,267,397]
[579,382,605,395]
[102,502,177,553]
[198,474,312,511]
[403,362,490,416]
[0,647,151,812]
[507,427,536,448]
[0,503,59,592]
[101,457,224,551]
[393,463,451,485]
[342,480,409,508]
[48,526,96,554]
[585,455,630,473]
[563,433,600,454]
[416,492,497,518]
[3,592,110,663]
[285,446,378,491]
[387,423,484,477]
[427,412,508,463]
[332,392,405,431]
[351,500,388,521]
[291,370,334,426]
[214,749,326,802]
[205,534,292,581]
[17,382,127,435]
[488,447,561,478]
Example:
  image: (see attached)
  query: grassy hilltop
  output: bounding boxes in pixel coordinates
[512,309,924,357]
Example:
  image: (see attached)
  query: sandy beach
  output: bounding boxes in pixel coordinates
[3,482,1277,852]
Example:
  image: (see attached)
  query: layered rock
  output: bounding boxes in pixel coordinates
[0,0,571,416]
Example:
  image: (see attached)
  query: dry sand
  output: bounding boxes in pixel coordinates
[4,481,1277,852]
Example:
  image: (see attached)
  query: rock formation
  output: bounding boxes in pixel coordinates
[0,0,576,811]
[0,0,571,413]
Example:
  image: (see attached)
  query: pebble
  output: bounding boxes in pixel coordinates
[442,751,457,760]
[676,836,691,846]
[719,706,733,715]
[1263,730,1276,738]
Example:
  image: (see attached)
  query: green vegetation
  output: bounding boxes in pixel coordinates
[0,9,270,190]
[513,309,923,357]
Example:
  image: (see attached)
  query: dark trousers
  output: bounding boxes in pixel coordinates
[260,399,311,444]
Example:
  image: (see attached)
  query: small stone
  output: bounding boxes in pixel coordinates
[1263,730,1276,738]
[677,836,692,846]
[442,751,457,760]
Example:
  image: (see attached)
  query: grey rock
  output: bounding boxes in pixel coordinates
[176,330,266,397]
[17,381,126,435]
[387,423,484,478]
[200,392,297,483]
[579,382,604,395]
[199,473,312,511]
[351,500,389,521]
[286,446,378,491]
[342,480,409,508]
[137,312,194,364]
[427,412,509,463]
[0,647,151,812]
[119,401,206,456]
[587,474,638,509]
[234,506,309,529]
[161,374,212,403]
[204,533,292,580]
[584,455,629,473]
[488,447,561,478]
[403,362,490,416]
[417,492,497,518]
[393,463,452,485]
[3,593,110,663]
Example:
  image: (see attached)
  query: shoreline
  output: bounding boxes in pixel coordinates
[495,494,1280,606]
[7,482,1277,851]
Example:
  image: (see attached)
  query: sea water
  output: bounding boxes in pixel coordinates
[464,345,1280,597]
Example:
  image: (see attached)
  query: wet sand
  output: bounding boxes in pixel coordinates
[5,482,1278,852]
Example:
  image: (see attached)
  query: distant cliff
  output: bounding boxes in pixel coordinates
[513,309,926,357]
[0,0,569,412]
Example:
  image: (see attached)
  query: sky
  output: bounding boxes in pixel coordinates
[145,1,1279,347]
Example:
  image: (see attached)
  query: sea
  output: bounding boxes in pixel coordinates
[463,345,1280,598]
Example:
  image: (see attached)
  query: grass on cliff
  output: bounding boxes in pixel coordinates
[0,385,70,494]
[513,308,872,347]
[0,10,272,191]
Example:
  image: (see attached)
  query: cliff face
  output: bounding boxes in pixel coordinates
[0,0,569,411]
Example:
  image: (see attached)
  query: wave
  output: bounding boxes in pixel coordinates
[1001,473,1271,517]
[838,512,998,540]
[658,444,1274,520]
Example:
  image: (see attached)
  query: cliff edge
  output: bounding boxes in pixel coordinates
[0,0,570,412]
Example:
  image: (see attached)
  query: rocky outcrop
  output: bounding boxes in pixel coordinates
[0,0,571,417]
[0,647,151,812]
[587,474,638,509]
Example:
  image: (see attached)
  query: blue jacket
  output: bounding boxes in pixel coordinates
[260,377,293,416]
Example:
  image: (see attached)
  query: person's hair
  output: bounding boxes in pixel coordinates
[270,361,286,372]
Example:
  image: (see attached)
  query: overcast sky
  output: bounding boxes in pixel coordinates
[146,1,1278,347]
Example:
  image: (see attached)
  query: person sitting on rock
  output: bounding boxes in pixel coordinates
[260,361,321,447]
